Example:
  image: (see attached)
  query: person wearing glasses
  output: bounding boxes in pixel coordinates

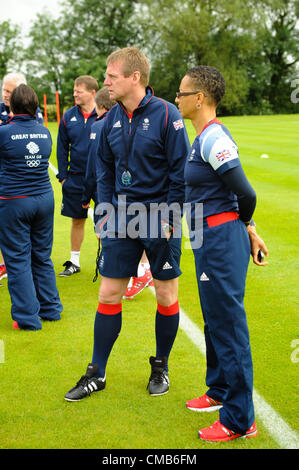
[64,47,190,402]
[175,66,268,442]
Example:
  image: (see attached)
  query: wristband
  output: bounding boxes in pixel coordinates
[161,221,173,233]
[245,219,255,227]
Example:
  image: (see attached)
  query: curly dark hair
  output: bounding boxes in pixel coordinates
[186,66,226,106]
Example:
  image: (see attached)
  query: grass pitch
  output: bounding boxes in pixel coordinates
[0,114,298,451]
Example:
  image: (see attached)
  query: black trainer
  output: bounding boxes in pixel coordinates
[147,356,169,396]
[64,363,105,402]
[59,261,81,277]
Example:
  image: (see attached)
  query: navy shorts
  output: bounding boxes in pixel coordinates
[61,173,88,219]
[97,210,182,280]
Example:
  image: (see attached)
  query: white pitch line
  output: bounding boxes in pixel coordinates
[49,161,299,449]
[48,161,58,175]
[178,305,299,449]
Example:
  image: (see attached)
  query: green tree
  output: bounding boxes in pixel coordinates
[23,0,298,115]
[25,0,143,108]
[138,0,260,114]
[0,21,22,79]
[59,0,143,105]
[138,0,299,114]
[256,0,299,113]
[24,12,69,117]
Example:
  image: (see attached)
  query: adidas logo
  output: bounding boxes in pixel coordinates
[68,265,77,273]
[70,116,77,121]
[200,272,209,281]
[162,261,172,270]
[84,380,99,393]
[113,120,121,128]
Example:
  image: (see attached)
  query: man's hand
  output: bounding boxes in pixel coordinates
[161,221,173,241]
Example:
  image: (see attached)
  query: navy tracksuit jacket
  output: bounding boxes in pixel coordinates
[97,87,190,221]
[56,105,98,182]
[0,102,43,125]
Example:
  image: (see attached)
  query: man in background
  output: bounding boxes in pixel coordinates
[56,75,98,276]
[1,72,43,125]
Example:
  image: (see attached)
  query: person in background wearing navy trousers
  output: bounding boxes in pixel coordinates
[0,84,62,330]
[176,66,268,442]
[0,72,44,284]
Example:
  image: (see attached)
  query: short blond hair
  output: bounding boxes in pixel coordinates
[106,47,150,87]
[74,75,99,92]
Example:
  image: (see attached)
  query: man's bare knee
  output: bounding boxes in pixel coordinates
[154,277,178,306]
[99,277,130,304]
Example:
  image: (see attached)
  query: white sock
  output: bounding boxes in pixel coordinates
[70,251,80,267]
[141,262,150,270]
[138,262,150,277]
[137,263,145,277]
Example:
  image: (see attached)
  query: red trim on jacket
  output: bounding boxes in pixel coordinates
[199,117,222,136]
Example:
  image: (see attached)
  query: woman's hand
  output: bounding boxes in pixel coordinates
[246,225,269,266]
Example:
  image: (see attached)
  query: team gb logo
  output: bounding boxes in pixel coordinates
[26,142,40,154]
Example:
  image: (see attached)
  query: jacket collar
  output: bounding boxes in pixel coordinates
[8,114,35,124]
[119,86,154,117]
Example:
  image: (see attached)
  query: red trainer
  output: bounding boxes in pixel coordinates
[198,419,258,442]
[186,393,222,412]
[12,321,20,330]
[0,264,7,280]
[123,269,153,299]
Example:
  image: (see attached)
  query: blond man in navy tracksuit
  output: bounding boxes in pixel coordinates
[65,47,191,401]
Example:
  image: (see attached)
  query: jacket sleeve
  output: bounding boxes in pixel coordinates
[0,128,6,151]
[82,137,97,205]
[219,165,256,222]
[96,122,115,204]
[163,106,190,225]
[36,107,44,125]
[56,115,70,181]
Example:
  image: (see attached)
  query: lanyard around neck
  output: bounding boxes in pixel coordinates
[121,111,144,171]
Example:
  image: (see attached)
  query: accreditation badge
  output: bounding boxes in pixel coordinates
[121,170,132,186]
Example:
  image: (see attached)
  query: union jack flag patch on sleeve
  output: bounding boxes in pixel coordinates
[216,149,231,162]
[173,119,184,130]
